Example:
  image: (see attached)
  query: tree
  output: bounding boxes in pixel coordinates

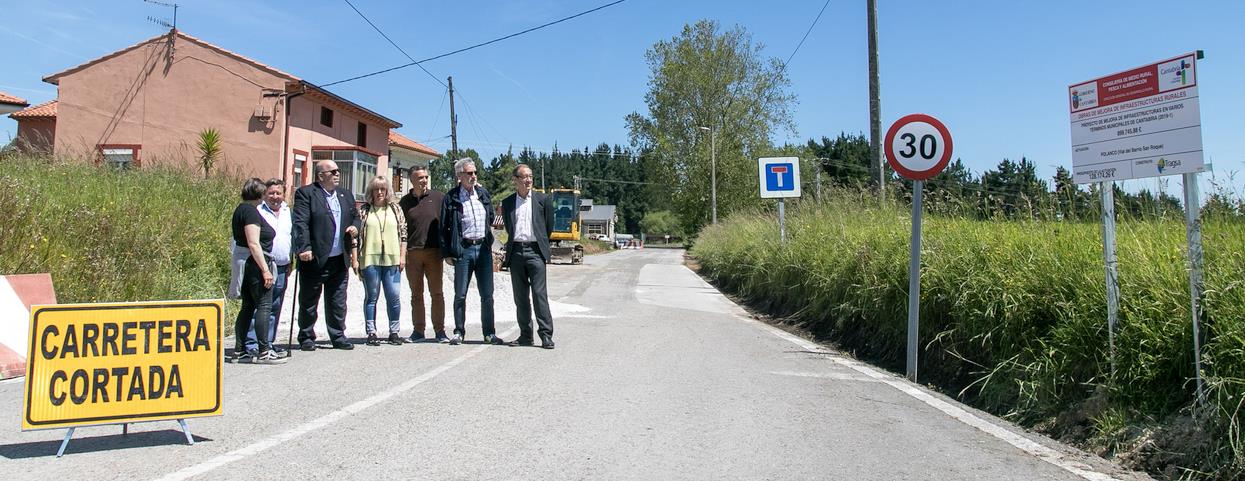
[806,133,872,187]
[980,157,1048,218]
[626,19,796,234]
[1052,166,1091,220]
[640,210,684,239]
[197,128,221,179]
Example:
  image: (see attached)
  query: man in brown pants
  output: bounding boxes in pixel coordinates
[399,165,448,343]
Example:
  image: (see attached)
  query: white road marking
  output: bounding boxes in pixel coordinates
[153,326,518,481]
[770,370,881,383]
[745,315,1124,481]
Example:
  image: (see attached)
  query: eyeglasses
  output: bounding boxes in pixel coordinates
[320,169,341,176]
[459,171,478,176]
[514,175,533,180]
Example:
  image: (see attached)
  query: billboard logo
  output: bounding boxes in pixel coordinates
[1157,157,1166,173]
[1071,90,1080,109]
[1174,60,1190,85]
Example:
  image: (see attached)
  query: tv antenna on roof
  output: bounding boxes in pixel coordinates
[144,0,179,30]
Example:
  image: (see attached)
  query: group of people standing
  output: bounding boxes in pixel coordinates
[229,157,556,364]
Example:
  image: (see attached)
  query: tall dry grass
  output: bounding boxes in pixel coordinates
[0,153,236,305]
[692,194,1245,479]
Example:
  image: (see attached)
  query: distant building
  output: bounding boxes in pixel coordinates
[8,29,437,200]
[388,130,440,194]
[580,199,617,239]
[8,100,55,153]
[0,91,28,115]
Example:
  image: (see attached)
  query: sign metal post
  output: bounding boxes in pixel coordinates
[884,114,953,382]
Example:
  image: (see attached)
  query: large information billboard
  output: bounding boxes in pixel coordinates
[1068,52,1204,183]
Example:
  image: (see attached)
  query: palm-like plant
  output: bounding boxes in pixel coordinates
[197,127,222,178]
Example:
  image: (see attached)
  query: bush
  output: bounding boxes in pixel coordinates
[692,196,1245,480]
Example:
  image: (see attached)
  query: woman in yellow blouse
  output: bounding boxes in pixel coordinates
[354,176,408,346]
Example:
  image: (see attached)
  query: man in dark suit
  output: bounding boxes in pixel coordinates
[501,164,555,349]
[292,160,362,351]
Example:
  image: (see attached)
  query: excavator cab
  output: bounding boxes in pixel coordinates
[546,189,584,264]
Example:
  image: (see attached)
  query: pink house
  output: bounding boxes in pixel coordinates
[9,29,437,200]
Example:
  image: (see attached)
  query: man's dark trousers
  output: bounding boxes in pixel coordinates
[452,243,496,338]
[510,243,552,340]
[297,254,349,344]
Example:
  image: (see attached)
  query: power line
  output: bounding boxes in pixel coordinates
[782,0,832,69]
[341,0,446,88]
[321,0,627,88]
[423,87,448,143]
[452,86,512,149]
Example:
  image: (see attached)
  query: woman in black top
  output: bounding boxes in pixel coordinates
[231,178,285,364]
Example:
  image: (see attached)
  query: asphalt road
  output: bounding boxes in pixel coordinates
[0,248,1152,480]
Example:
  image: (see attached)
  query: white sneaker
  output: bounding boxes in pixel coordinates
[254,350,288,364]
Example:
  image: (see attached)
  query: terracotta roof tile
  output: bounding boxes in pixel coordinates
[388,131,439,157]
[9,100,57,119]
[0,91,28,106]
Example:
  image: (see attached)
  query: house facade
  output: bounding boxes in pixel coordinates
[580,200,617,239]
[8,30,430,200]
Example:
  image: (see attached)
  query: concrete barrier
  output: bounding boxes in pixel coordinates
[0,273,56,380]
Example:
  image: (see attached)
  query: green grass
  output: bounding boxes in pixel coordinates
[0,153,236,310]
[692,196,1245,480]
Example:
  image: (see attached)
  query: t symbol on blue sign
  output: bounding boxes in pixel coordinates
[766,163,795,191]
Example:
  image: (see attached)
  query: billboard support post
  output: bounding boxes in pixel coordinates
[1100,182,1119,374]
[1183,171,1206,404]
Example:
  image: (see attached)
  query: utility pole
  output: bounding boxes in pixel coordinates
[698,126,718,224]
[867,0,884,202]
[448,76,459,158]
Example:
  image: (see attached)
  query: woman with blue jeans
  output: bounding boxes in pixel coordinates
[353,176,408,346]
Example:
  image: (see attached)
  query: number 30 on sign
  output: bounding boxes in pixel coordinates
[884,114,953,180]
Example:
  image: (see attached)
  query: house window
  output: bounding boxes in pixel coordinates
[320,107,333,128]
[312,148,377,201]
[585,223,604,236]
[98,145,140,169]
[357,122,367,148]
[293,152,308,185]
[392,166,404,193]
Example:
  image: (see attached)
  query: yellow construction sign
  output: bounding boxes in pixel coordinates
[23,300,223,430]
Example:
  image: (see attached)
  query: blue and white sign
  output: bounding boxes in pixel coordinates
[758,157,802,199]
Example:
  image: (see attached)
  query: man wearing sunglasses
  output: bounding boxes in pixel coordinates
[292,160,362,351]
[439,158,504,346]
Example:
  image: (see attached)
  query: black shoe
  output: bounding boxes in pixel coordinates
[509,337,534,347]
[387,333,404,345]
[366,333,381,346]
[409,332,425,343]
[540,336,555,350]
[300,341,316,351]
[484,334,506,345]
[332,340,355,350]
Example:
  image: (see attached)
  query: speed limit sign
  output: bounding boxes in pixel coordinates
[884,114,953,180]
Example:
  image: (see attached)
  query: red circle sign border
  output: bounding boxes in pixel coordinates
[884,113,953,181]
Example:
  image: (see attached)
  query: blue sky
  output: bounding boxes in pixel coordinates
[2,0,1242,194]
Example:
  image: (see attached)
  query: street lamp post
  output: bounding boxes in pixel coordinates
[699,126,717,224]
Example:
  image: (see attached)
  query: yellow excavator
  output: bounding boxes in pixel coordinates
[547,188,585,264]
